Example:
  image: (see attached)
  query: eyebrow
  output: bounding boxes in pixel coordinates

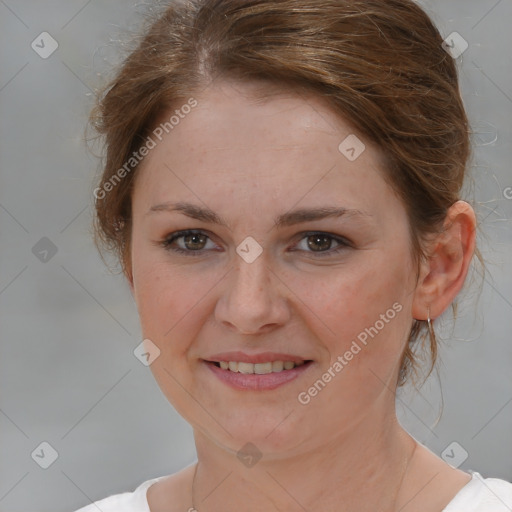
[146,201,371,228]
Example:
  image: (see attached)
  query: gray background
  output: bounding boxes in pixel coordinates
[0,1,511,511]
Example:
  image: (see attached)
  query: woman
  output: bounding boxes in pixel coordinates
[76,0,512,510]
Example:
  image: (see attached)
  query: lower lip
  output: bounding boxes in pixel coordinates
[204,360,314,391]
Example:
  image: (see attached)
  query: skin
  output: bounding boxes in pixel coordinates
[125,78,476,512]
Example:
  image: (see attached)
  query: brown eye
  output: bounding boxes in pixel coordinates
[306,234,334,252]
[161,230,215,256]
[180,232,208,251]
[292,232,350,257]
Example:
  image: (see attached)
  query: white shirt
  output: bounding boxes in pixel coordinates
[73,471,512,512]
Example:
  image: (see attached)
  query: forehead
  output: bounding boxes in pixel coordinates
[176,79,356,152]
[132,79,394,217]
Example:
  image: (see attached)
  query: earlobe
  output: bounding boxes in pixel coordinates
[412,200,476,320]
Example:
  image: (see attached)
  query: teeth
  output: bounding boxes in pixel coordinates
[272,361,284,372]
[215,360,306,374]
[238,362,253,374]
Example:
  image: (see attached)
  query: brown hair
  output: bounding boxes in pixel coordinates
[89,0,476,386]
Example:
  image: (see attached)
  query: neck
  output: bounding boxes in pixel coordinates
[190,411,416,512]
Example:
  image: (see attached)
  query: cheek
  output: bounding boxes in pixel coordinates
[301,256,409,335]
[295,264,411,421]
[294,250,413,388]
[131,248,205,343]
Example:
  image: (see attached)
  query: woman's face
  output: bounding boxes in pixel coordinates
[128,79,419,455]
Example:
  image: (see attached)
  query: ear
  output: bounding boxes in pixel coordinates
[412,200,476,320]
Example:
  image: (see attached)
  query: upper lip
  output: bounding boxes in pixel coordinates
[205,351,311,364]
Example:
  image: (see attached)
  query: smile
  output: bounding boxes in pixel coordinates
[213,360,307,373]
[204,360,314,391]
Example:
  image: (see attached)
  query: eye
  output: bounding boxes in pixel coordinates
[160,229,217,256]
[159,230,350,257]
[292,232,350,257]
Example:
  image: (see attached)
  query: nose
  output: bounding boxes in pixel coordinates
[215,252,291,335]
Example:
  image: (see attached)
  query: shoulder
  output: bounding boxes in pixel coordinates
[72,475,168,512]
[443,472,512,512]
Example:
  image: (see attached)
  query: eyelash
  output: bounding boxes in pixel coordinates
[160,229,351,258]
